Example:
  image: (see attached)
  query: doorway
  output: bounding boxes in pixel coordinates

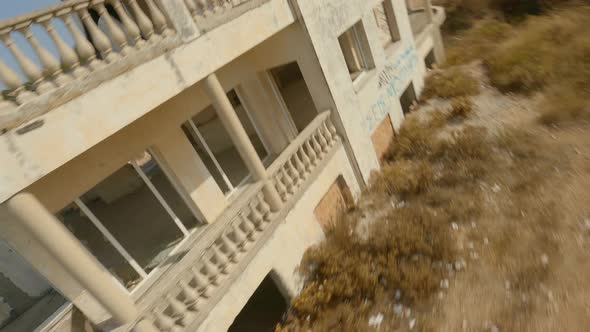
[228,273,288,332]
[269,62,318,133]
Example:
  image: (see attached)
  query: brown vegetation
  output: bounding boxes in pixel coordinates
[421,68,479,100]
[277,91,558,330]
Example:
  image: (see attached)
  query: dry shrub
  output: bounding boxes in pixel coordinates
[485,8,590,91]
[280,206,454,331]
[449,97,474,119]
[369,160,434,197]
[385,116,440,160]
[421,67,480,100]
[445,18,514,65]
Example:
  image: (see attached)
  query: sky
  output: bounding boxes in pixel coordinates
[1,0,74,89]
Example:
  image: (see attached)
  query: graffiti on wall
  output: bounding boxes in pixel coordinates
[365,45,419,132]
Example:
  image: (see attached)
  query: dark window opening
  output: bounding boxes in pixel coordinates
[228,274,288,332]
[400,83,417,115]
[270,62,318,133]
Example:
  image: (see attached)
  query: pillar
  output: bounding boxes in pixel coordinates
[0,193,157,332]
[203,73,283,211]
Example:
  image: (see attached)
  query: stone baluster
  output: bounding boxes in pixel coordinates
[248,202,264,230]
[286,159,300,185]
[326,118,339,140]
[153,310,180,332]
[144,0,169,35]
[127,0,155,40]
[211,245,229,274]
[202,258,220,284]
[62,13,99,70]
[166,294,188,318]
[179,280,200,307]
[292,150,307,176]
[220,233,238,262]
[0,58,29,103]
[304,140,318,166]
[111,0,143,47]
[274,173,288,201]
[280,167,295,195]
[184,0,198,19]
[78,6,115,62]
[232,223,248,251]
[190,267,211,298]
[1,31,52,93]
[40,16,82,80]
[239,213,256,241]
[195,0,208,16]
[298,146,313,173]
[95,2,129,54]
[321,122,335,146]
[310,133,324,156]
[316,126,330,150]
[257,193,272,222]
[21,26,62,85]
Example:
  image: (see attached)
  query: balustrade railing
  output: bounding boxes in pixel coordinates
[132,111,340,331]
[0,0,174,106]
[183,0,252,21]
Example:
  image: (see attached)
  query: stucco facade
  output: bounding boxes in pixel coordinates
[0,0,444,331]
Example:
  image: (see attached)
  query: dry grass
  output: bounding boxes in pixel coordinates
[449,97,474,119]
[277,102,551,330]
[443,5,590,125]
[421,67,480,100]
[444,18,514,66]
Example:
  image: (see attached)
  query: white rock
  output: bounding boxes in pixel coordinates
[455,259,465,271]
[409,318,416,330]
[368,313,384,327]
[440,279,449,289]
[394,289,401,301]
[541,254,549,266]
[438,291,444,300]
[492,184,501,193]
[451,222,459,231]
[471,221,477,228]
[393,304,403,316]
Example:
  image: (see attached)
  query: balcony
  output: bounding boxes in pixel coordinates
[0,0,271,133]
[123,111,340,331]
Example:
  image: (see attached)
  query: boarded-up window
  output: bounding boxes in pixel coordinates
[314,176,354,231]
[371,115,396,164]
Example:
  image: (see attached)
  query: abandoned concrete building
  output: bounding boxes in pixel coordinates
[0,0,445,331]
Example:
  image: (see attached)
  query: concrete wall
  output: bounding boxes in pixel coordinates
[294,0,437,184]
[196,145,360,332]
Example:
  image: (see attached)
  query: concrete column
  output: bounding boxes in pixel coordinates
[423,0,434,22]
[0,193,157,332]
[203,73,283,211]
